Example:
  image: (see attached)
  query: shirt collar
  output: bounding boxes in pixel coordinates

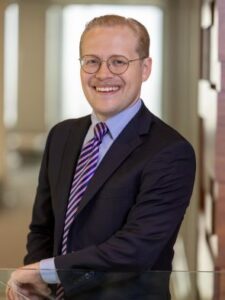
[91,98,142,140]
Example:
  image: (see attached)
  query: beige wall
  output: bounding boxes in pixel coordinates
[17,0,48,133]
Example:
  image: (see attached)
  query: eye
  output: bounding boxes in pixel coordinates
[84,56,99,66]
[110,57,127,66]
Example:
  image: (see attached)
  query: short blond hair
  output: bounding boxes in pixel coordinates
[79,14,150,58]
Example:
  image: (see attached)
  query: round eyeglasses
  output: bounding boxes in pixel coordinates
[79,55,146,75]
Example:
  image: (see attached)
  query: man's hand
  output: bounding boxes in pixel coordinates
[6,262,51,300]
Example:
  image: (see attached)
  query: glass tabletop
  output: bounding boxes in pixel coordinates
[0,269,224,299]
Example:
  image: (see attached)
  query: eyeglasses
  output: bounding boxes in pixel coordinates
[79,55,146,75]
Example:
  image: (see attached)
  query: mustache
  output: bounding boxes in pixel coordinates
[89,78,123,86]
[90,81,122,87]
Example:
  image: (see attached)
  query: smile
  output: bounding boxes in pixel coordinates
[95,86,120,92]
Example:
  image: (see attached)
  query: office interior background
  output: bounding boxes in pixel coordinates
[0,0,224,299]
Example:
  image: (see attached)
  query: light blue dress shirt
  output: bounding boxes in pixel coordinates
[40,99,142,284]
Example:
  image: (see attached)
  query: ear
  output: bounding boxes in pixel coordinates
[141,57,152,82]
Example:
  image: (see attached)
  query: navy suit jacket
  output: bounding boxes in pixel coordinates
[24,104,195,298]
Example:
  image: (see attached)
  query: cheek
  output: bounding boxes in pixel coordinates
[125,74,142,90]
[80,73,85,89]
[80,74,91,91]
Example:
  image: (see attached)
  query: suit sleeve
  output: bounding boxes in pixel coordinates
[24,128,55,265]
[55,140,196,289]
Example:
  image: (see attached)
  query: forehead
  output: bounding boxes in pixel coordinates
[81,25,138,56]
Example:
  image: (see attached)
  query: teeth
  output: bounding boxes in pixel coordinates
[96,86,119,92]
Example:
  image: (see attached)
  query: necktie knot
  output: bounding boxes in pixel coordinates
[94,122,108,142]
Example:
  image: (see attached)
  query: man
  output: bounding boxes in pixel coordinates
[6,15,195,299]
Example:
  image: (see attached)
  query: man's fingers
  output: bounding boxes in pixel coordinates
[6,281,30,300]
[6,286,23,300]
[6,280,19,300]
[8,288,15,300]
[12,283,50,299]
[6,281,50,300]
[6,286,14,300]
[6,263,50,299]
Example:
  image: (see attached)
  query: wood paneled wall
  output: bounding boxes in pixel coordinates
[198,0,225,298]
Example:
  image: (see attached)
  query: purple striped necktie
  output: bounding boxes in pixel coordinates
[56,122,108,299]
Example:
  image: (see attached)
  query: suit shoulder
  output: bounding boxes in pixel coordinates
[151,113,190,143]
[139,105,190,145]
[45,115,91,148]
[49,116,90,136]
[144,112,195,159]
[51,115,91,133]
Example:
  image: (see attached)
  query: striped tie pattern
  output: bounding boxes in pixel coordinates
[56,122,108,299]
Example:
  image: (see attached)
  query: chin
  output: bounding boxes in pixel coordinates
[95,109,117,120]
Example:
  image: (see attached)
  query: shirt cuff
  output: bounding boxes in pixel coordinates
[39,258,60,284]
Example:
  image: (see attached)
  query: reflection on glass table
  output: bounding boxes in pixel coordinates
[0,269,224,300]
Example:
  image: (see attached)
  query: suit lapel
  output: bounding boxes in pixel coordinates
[76,105,153,216]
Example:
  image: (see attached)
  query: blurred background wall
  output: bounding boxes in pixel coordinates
[0,0,224,299]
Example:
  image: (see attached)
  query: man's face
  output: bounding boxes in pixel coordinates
[80,25,152,121]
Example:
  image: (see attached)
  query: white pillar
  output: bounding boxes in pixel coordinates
[0,1,6,198]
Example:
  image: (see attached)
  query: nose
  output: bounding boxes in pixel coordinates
[95,61,113,79]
